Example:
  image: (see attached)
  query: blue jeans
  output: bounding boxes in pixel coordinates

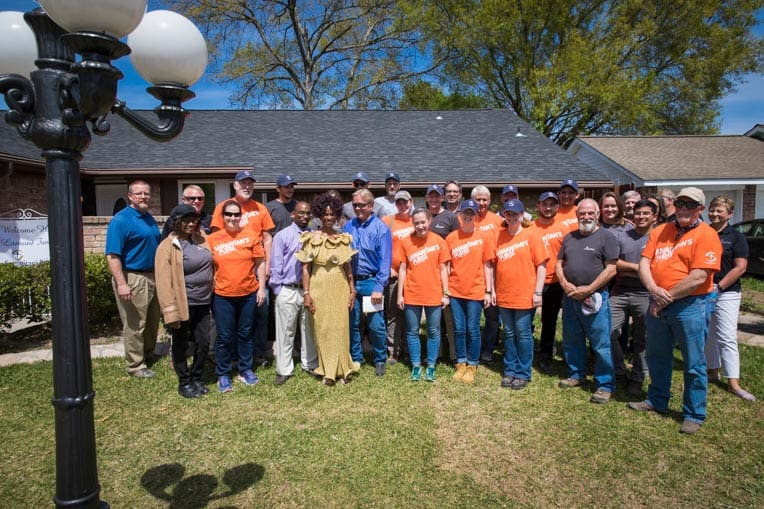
[349,278,387,364]
[214,292,257,376]
[498,307,534,381]
[645,295,710,423]
[561,290,614,392]
[451,297,483,366]
[404,304,442,366]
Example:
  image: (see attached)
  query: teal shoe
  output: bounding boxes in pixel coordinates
[410,366,422,381]
[425,365,436,382]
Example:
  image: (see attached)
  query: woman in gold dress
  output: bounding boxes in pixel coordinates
[296,192,358,385]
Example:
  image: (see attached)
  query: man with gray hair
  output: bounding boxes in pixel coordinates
[162,184,211,239]
[621,190,641,221]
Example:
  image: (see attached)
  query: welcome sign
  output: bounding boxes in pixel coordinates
[0,209,49,266]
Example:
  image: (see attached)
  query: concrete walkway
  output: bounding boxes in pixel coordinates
[2,313,763,368]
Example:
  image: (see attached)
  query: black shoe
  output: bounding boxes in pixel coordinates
[538,356,552,374]
[253,357,270,368]
[192,381,210,395]
[375,362,386,376]
[274,374,290,386]
[178,383,201,399]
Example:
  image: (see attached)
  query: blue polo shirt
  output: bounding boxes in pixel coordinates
[343,214,392,294]
[105,206,160,271]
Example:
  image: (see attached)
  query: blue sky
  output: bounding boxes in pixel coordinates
[4,0,762,134]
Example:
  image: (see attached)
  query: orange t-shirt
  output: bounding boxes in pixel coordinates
[211,198,275,243]
[642,222,722,295]
[555,205,578,234]
[532,219,567,284]
[474,212,504,241]
[494,227,548,309]
[383,214,415,271]
[446,229,494,300]
[398,232,451,306]
[207,229,265,297]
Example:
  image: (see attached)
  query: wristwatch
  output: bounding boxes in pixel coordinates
[443,289,450,296]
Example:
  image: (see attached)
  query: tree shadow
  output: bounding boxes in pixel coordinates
[141,462,264,508]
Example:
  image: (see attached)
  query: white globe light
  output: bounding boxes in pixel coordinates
[0,11,37,77]
[38,0,147,38]
[128,10,208,87]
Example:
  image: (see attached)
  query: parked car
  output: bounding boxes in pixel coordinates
[732,219,764,277]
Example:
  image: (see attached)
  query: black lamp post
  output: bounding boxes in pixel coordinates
[0,3,207,508]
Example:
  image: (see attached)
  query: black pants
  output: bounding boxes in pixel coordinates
[171,304,211,386]
[539,282,563,358]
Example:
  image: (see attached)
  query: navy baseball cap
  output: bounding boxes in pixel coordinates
[502,199,525,213]
[384,172,401,183]
[459,199,478,213]
[235,170,256,182]
[502,184,519,196]
[560,179,578,191]
[170,204,199,220]
[426,184,444,196]
[538,191,560,203]
[276,174,296,186]
[352,172,370,183]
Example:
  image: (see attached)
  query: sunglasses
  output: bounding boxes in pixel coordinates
[223,212,242,217]
[352,202,370,208]
[674,201,701,209]
[184,196,204,201]
[353,181,367,188]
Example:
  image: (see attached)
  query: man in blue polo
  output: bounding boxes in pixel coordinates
[344,188,391,376]
[106,179,161,378]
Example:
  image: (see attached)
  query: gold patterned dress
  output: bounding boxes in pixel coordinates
[295,232,358,381]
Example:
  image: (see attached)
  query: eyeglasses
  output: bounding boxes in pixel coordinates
[352,202,370,208]
[223,212,242,217]
[353,181,366,188]
[674,201,701,209]
[183,196,204,201]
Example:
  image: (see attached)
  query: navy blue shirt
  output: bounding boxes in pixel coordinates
[105,206,160,271]
[714,223,749,293]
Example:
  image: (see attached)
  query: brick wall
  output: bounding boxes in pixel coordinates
[742,185,756,221]
[0,168,47,213]
[83,215,168,254]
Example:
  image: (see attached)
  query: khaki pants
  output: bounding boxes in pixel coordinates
[113,272,160,373]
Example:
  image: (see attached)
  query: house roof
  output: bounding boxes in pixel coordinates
[1,109,611,188]
[573,135,764,184]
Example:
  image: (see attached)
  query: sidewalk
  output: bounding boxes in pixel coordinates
[2,313,763,368]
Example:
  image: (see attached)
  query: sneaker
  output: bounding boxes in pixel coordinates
[387,356,398,365]
[274,374,290,386]
[590,389,611,404]
[627,400,657,413]
[480,353,493,364]
[237,370,260,386]
[178,383,201,399]
[679,419,702,435]
[461,365,477,385]
[375,362,386,377]
[453,363,467,382]
[626,380,643,397]
[425,365,436,382]
[558,377,581,388]
[217,376,233,393]
[501,376,514,388]
[192,381,209,395]
[410,366,422,381]
[131,368,156,379]
[511,378,529,391]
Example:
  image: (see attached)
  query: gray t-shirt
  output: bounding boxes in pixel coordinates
[558,227,619,287]
[614,228,650,290]
[429,209,460,239]
[266,199,296,235]
[181,240,214,306]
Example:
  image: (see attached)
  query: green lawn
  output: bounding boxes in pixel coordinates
[1,344,762,508]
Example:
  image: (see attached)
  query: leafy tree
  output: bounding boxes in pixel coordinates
[399,80,490,109]
[171,0,434,109]
[400,0,764,145]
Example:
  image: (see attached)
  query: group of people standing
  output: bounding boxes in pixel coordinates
[105,172,755,435]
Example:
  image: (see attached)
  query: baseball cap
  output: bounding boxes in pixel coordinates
[459,199,478,213]
[352,171,370,183]
[394,190,412,202]
[675,187,705,205]
[385,172,401,183]
[582,292,603,316]
[235,170,256,182]
[502,199,525,214]
[426,184,444,196]
[276,174,296,186]
[502,184,519,196]
[538,191,560,203]
[560,179,578,191]
[170,204,199,220]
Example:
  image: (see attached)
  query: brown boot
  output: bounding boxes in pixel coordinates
[462,365,477,384]
[452,363,467,381]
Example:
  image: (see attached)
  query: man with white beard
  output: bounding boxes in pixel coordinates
[555,199,619,404]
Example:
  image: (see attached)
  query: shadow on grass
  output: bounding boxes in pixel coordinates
[141,462,264,508]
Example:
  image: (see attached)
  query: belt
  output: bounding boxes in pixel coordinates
[281,283,302,289]
[355,274,376,280]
